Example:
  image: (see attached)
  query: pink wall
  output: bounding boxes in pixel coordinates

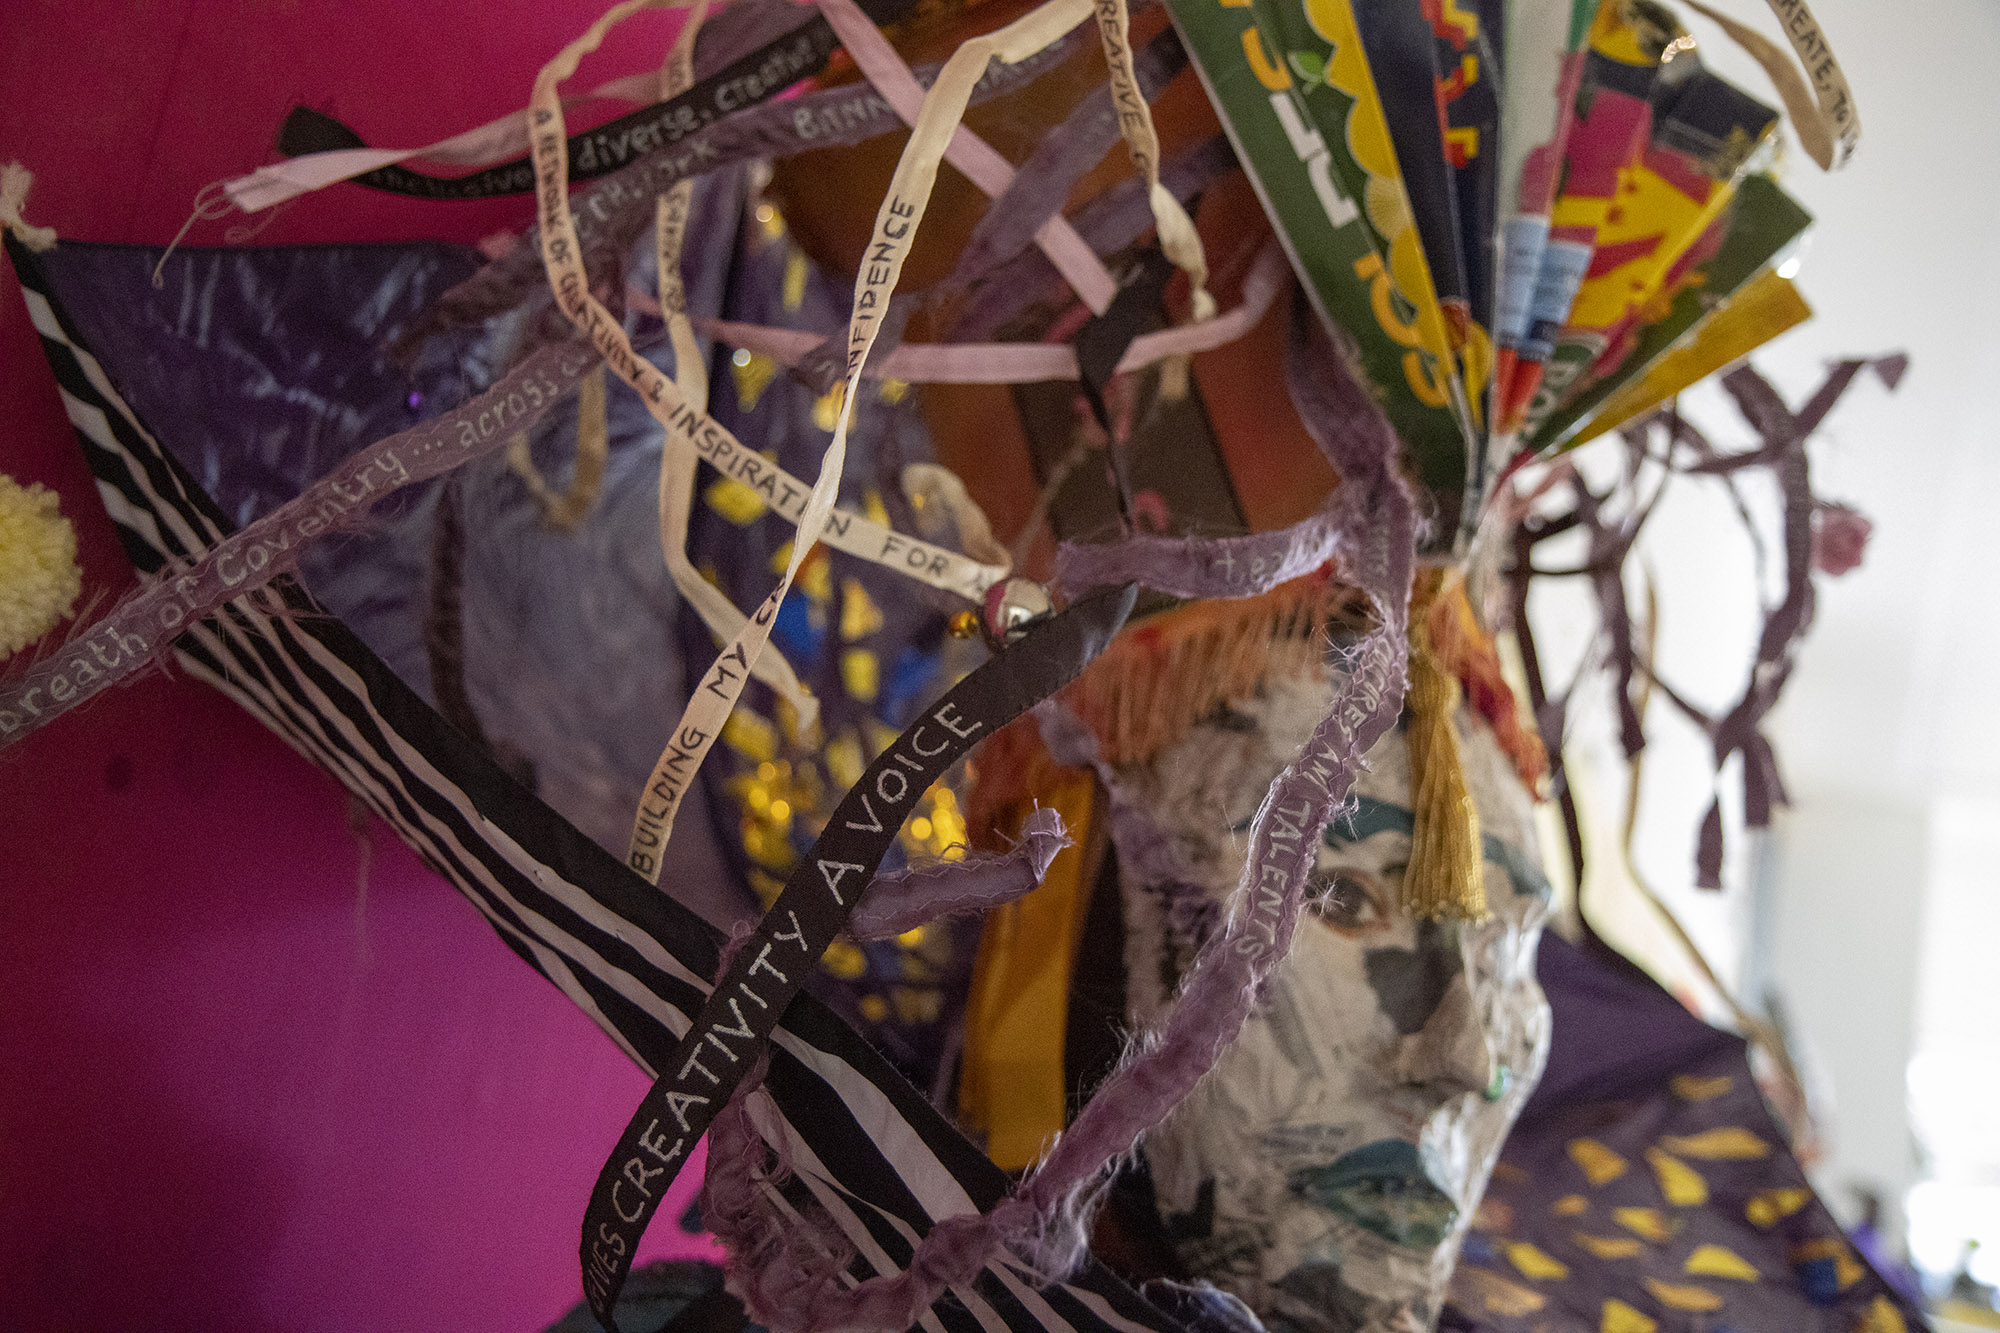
[0,3,719,1327]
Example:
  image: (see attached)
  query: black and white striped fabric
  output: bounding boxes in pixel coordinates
[9,234,1181,1333]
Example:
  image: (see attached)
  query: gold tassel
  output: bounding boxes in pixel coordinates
[1403,567,1489,922]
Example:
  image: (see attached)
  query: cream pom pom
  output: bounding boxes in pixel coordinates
[0,474,83,659]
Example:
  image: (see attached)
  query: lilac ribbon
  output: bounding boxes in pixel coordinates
[847,806,1069,939]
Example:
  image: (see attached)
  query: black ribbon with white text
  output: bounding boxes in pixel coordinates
[581,582,1137,1331]
[279,15,843,201]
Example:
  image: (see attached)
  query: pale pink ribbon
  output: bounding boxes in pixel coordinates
[631,237,1288,383]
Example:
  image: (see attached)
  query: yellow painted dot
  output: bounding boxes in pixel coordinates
[1858,1294,1909,1333]
[896,926,926,948]
[799,548,833,603]
[1568,1137,1629,1186]
[841,648,879,702]
[1683,1243,1760,1281]
[811,383,845,431]
[858,994,889,1022]
[840,577,886,641]
[1641,1278,1723,1312]
[1571,1231,1643,1260]
[1552,1194,1589,1217]
[1745,1188,1812,1229]
[1505,1241,1569,1280]
[1644,1147,1708,1206]
[704,475,768,525]
[768,799,791,825]
[721,709,779,763]
[910,816,933,840]
[1599,1298,1656,1333]
[782,250,808,310]
[825,734,865,789]
[1611,1207,1676,1243]
[821,940,867,980]
[730,350,777,412]
[1661,1127,1770,1160]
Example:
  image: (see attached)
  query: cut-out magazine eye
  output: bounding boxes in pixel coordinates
[1312,868,1392,938]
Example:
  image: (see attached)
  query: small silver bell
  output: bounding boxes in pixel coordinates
[981,578,1054,645]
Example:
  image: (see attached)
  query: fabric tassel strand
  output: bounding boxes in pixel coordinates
[1402,568,1488,923]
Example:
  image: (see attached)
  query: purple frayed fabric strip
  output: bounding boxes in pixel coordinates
[1053,508,1342,601]
[402,26,1095,356]
[0,342,597,748]
[694,306,1417,1333]
[847,806,1069,940]
[936,28,1185,307]
[948,135,1237,343]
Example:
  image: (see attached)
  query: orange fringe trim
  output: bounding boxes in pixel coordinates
[966,566,1548,843]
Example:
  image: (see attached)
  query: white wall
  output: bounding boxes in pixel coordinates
[1539,0,2000,1274]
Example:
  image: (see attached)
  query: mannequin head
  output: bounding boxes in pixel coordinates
[1113,669,1552,1333]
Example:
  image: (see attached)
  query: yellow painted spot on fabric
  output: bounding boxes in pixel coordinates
[1745,1188,1812,1228]
[1505,1242,1570,1280]
[1569,1138,1629,1185]
[705,475,767,525]
[799,547,833,603]
[821,940,867,980]
[811,383,845,431]
[1645,1147,1709,1206]
[730,349,777,412]
[840,577,885,641]
[841,648,879,702]
[1611,1207,1677,1243]
[1599,1298,1657,1333]
[1671,1073,1733,1101]
[1643,1278,1724,1312]
[1553,1194,1590,1217]
[722,710,778,762]
[1572,1231,1644,1260]
[858,993,889,1022]
[863,488,892,528]
[1661,1127,1771,1160]
[878,378,911,404]
[1684,1243,1761,1281]
[1857,1294,1909,1333]
[782,249,808,310]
